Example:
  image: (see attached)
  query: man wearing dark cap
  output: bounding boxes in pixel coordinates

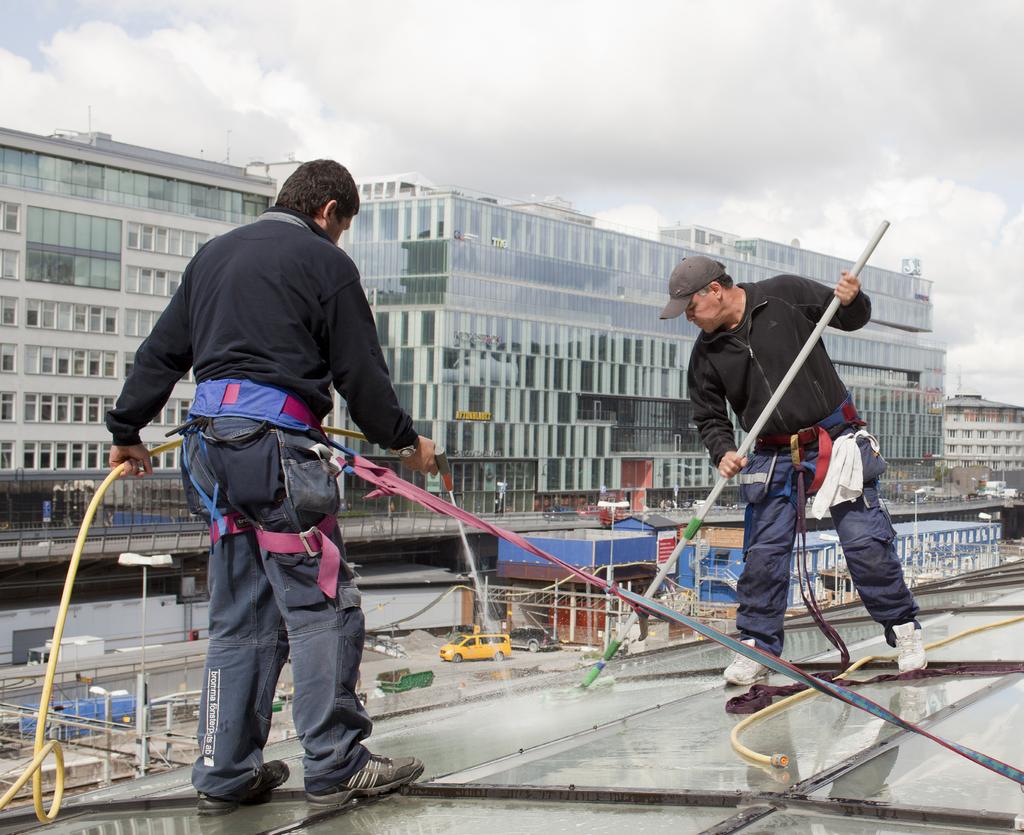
[661,256,925,685]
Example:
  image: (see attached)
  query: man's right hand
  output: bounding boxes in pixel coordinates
[718,450,748,479]
[403,436,439,476]
[110,443,153,477]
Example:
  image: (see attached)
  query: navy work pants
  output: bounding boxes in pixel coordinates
[736,436,918,657]
[183,417,370,798]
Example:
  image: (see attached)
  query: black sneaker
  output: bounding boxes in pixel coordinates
[306,754,424,807]
[196,760,291,817]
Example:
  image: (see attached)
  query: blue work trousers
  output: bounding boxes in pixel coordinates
[736,438,919,657]
[183,417,370,798]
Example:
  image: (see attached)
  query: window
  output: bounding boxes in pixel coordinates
[1,249,17,280]
[0,201,18,232]
[125,308,161,338]
[126,222,207,256]
[157,398,191,426]
[25,207,121,290]
[0,343,14,372]
[23,345,117,377]
[24,393,113,423]
[0,392,13,421]
[22,441,108,470]
[0,441,11,469]
[125,265,181,297]
[24,299,117,333]
[0,297,15,326]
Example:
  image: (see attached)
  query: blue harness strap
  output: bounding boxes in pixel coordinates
[180,430,227,537]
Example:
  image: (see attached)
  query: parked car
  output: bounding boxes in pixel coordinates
[509,627,560,653]
[439,633,512,663]
[444,624,477,642]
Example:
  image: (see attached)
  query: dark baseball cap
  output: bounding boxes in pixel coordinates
[659,256,726,319]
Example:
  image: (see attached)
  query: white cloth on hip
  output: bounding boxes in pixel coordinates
[811,430,879,519]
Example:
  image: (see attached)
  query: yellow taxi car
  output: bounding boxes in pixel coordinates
[439,632,512,663]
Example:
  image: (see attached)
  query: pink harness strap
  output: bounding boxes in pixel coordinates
[280,395,323,434]
[211,512,341,599]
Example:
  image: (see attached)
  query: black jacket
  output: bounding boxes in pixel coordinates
[687,274,870,466]
[106,207,417,450]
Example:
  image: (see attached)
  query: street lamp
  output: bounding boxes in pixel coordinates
[118,552,173,776]
[597,500,629,649]
[978,513,994,569]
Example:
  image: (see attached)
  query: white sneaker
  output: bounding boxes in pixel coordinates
[893,622,927,672]
[723,639,769,686]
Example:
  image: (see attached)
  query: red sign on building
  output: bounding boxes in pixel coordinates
[657,531,676,564]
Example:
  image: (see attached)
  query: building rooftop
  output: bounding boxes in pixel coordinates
[944,394,1024,411]
[5,560,1024,833]
[0,125,275,190]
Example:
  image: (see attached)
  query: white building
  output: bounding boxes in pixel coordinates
[0,126,276,472]
[943,393,1024,472]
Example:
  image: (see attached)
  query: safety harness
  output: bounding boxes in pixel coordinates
[755,395,863,495]
[754,395,866,669]
[179,379,344,599]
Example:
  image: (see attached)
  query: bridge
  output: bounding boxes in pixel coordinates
[0,496,1016,565]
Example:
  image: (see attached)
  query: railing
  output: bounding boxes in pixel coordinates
[0,511,600,562]
[701,566,740,591]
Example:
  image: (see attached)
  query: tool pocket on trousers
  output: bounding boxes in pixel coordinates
[861,485,897,540]
[278,434,340,518]
[857,434,888,484]
[201,418,283,510]
[267,552,326,609]
[737,451,778,505]
[338,582,362,611]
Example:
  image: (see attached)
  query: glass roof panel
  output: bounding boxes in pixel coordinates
[812,675,1024,815]
[302,797,733,834]
[805,610,1024,664]
[460,676,997,793]
[741,809,1002,833]
[13,801,312,834]
[366,675,721,779]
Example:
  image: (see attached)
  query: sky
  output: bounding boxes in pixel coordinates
[1,1,1022,402]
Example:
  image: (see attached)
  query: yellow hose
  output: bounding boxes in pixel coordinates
[0,423,366,821]
[731,615,1024,768]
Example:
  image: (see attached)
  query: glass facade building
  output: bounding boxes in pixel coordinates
[338,187,945,511]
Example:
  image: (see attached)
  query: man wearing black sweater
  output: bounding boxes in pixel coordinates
[662,256,924,686]
[107,160,434,814]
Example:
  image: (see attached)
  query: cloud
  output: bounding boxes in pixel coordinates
[1,1,1023,403]
[695,176,1023,402]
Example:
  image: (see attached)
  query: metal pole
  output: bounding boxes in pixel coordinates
[139,565,148,776]
[604,563,614,651]
[165,701,173,762]
[581,221,890,687]
[103,693,111,785]
[141,566,147,680]
[136,671,147,776]
[552,578,559,640]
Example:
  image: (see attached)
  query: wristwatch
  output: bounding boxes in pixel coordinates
[392,438,419,459]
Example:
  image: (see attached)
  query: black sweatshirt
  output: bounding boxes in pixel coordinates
[106,207,417,450]
[687,274,871,466]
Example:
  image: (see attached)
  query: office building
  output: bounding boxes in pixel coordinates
[0,126,275,523]
[340,178,945,512]
[943,393,1024,472]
